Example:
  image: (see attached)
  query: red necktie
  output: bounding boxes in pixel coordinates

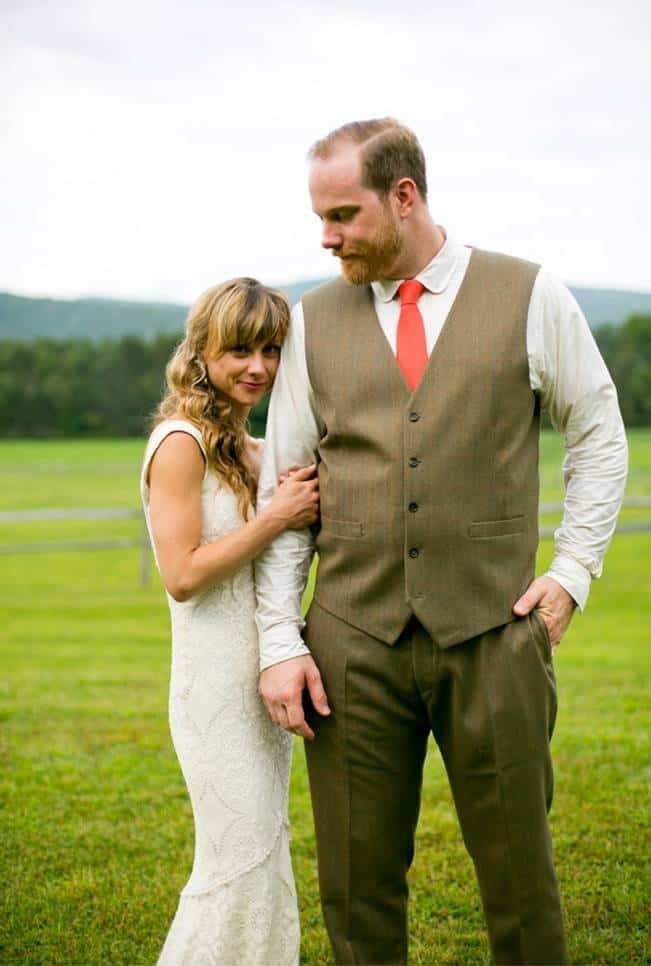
[396,279,427,391]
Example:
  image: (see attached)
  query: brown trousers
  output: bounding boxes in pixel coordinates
[304,603,567,965]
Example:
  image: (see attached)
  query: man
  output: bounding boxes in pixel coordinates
[255,118,627,965]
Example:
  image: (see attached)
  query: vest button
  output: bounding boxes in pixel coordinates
[408,412,420,422]
[408,457,421,468]
[408,547,420,558]
[408,502,419,513]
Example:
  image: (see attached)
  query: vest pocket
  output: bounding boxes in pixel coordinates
[468,515,525,539]
[320,515,364,538]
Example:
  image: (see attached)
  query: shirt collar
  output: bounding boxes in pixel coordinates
[371,229,465,303]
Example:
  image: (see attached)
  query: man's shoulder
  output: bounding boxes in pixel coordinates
[469,248,541,302]
[301,276,366,320]
[301,275,350,302]
[472,246,540,275]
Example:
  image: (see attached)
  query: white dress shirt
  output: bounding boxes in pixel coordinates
[255,234,628,671]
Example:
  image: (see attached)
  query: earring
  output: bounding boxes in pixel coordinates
[194,359,208,386]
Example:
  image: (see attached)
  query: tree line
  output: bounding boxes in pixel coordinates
[0,334,270,439]
[2,314,649,438]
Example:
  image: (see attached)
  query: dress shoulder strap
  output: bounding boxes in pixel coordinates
[140,419,207,505]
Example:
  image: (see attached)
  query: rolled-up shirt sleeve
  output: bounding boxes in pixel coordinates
[528,270,628,610]
[255,302,323,671]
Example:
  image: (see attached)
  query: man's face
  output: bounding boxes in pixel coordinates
[308,144,403,285]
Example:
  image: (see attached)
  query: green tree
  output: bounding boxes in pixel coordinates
[595,313,651,426]
[0,333,276,437]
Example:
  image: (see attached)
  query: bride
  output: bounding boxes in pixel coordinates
[140,277,318,965]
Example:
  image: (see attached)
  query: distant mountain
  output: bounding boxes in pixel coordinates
[280,278,333,312]
[1,280,650,342]
[566,287,651,328]
[0,292,188,342]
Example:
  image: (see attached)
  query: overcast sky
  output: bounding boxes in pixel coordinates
[2,0,650,302]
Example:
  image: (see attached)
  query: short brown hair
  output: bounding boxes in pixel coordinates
[308,117,428,200]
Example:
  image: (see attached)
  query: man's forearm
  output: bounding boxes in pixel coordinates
[545,384,628,610]
[254,300,322,669]
[531,272,628,610]
[254,528,315,670]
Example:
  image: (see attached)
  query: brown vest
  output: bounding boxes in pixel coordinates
[302,248,541,648]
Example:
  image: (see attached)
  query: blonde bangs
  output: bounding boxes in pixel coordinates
[204,279,290,358]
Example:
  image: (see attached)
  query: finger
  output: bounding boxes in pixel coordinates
[548,613,568,646]
[307,668,330,716]
[512,581,545,617]
[538,609,557,644]
[538,599,572,644]
[290,464,317,481]
[292,717,316,741]
[259,691,276,720]
[285,702,315,740]
[286,700,306,731]
[273,701,291,732]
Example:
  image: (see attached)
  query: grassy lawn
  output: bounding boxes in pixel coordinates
[1,432,650,964]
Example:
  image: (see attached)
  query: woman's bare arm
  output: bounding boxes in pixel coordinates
[148,432,318,602]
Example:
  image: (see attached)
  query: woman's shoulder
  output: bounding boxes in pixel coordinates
[147,418,206,454]
[141,418,207,493]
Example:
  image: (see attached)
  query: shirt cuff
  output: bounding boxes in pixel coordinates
[259,637,311,673]
[545,554,592,612]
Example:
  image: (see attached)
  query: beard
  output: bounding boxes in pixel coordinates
[337,208,403,285]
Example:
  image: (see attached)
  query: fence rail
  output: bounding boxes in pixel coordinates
[0,507,151,585]
[538,496,651,537]
[1,500,650,587]
[0,508,139,523]
[539,497,651,513]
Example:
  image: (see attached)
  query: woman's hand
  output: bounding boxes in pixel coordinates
[266,464,319,530]
[278,464,303,485]
[149,437,317,602]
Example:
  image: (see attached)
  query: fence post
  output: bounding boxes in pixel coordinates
[140,515,151,588]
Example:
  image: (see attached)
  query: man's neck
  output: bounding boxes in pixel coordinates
[383,221,446,281]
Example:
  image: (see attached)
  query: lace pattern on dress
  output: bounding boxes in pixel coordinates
[141,420,299,965]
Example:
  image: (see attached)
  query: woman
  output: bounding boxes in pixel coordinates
[140,278,318,965]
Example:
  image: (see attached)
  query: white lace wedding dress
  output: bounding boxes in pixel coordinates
[141,419,299,966]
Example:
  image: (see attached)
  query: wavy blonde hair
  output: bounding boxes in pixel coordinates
[154,277,290,516]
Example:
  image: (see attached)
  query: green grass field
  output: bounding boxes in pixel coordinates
[1,433,650,964]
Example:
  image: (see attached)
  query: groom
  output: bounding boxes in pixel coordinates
[255,118,627,964]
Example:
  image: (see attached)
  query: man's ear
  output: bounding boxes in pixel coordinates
[393,177,418,218]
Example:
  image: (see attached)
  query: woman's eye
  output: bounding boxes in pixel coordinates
[263,344,281,356]
[230,345,248,355]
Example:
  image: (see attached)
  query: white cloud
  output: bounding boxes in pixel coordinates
[1,0,650,299]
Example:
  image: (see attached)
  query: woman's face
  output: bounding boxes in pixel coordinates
[204,341,281,412]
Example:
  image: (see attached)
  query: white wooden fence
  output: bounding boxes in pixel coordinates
[1,499,650,587]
